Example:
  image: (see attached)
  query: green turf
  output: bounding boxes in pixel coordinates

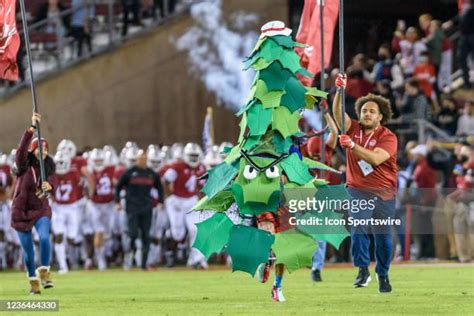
[0,265,472,315]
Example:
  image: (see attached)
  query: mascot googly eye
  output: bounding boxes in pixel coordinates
[265,166,280,179]
[243,165,258,180]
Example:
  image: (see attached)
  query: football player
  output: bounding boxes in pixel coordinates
[51,152,83,274]
[87,149,116,270]
[163,143,206,268]
[0,154,13,269]
[57,139,92,269]
[146,146,169,268]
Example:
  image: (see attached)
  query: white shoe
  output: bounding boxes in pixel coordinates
[271,286,286,302]
[58,269,69,275]
[199,259,209,270]
[97,257,107,271]
[123,252,133,271]
[84,258,93,270]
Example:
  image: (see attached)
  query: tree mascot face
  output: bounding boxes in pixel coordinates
[231,156,282,216]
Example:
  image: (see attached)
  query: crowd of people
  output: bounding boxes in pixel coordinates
[6,0,180,85]
[0,2,472,298]
[1,114,473,278]
[321,6,473,130]
[0,131,236,274]
[308,8,474,267]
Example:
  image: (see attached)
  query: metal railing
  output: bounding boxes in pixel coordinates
[415,119,456,143]
[0,0,194,98]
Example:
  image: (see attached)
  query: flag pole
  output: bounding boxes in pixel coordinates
[18,0,46,184]
[207,106,215,147]
[338,0,346,134]
[319,0,326,173]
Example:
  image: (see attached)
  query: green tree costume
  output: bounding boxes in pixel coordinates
[193,22,350,276]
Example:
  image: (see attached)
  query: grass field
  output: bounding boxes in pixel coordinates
[0,264,473,315]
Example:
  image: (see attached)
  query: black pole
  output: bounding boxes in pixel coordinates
[338,0,346,133]
[18,0,46,184]
[319,0,326,175]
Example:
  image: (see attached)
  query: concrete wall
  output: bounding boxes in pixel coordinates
[0,0,288,152]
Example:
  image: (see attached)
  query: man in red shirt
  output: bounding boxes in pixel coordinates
[410,144,437,259]
[334,74,398,293]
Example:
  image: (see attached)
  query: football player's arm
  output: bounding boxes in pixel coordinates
[162,168,177,196]
[153,173,165,203]
[79,166,92,197]
[86,172,95,198]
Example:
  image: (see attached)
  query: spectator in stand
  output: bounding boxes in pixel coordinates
[70,0,94,58]
[394,140,418,261]
[409,144,437,259]
[447,148,474,262]
[456,100,474,136]
[370,44,404,91]
[398,78,432,121]
[374,80,400,119]
[420,15,444,73]
[413,51,437,101]
[399,27,427,77]
[425,140,460,260]
[419,14,432,37]
[423,20,445,71]
[32,0,70,52]
[156,0,177,19]
[436,94,459,136]
[391,19,406,55]
[121,0,144,37]
[33,0,71,32]
[345,54,374,100]
[433,20,454,92]
[443,0,474,88]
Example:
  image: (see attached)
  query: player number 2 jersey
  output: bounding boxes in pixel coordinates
[92,166,115,203]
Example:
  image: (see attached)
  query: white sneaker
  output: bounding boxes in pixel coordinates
[84,258,93,270]
[58,269,69,275]
[199,259,209,270]
[271,286,286,302]
[123,252,133,271]
[97,257,107,271]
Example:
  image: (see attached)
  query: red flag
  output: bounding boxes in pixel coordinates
[0,0,20,81]
[295,0,339,83]
[295,0,316,47]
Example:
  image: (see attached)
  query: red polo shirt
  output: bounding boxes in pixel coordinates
[346,119,398,200]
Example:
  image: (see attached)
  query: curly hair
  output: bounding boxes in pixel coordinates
[354,93,393,125]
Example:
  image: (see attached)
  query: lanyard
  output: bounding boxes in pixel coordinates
[358,129,376,149]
